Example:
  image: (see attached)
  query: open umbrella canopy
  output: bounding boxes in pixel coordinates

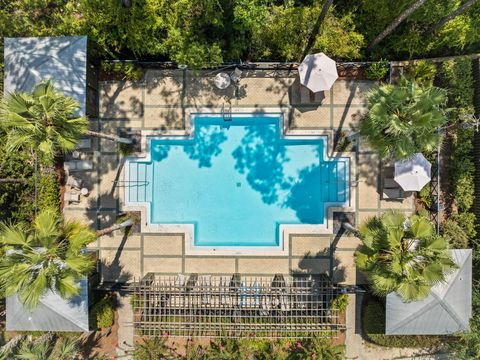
[394,153,432,192]
[298,53,338,92]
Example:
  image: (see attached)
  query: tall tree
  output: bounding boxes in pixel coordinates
[368,0,428,50]
[359,79,448,160]
[355,211,457,302]
[426,0,479,36]
[0,209,96,309]
[301,0,334,60]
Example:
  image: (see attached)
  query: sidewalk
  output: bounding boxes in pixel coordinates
[116,292,134,359]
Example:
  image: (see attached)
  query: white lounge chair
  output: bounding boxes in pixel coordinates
[64,160,93,172]
[66,176,83,189]
[65,192,80,204]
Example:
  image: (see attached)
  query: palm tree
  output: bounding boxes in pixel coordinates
[1,334,79,360]
[359,80,448,160]
[0,209,96,310]
[368,0,428,49]
[0,80,131,163]
[354,211,457,302]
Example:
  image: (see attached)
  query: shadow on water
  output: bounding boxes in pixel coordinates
[284,164,322,223]
[232,121,290,204]
[150,122,227,168]
[184,123,227,168]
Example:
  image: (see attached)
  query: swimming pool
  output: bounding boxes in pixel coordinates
[126,114,349,248]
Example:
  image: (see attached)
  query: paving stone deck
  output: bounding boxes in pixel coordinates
[63,69,415,285]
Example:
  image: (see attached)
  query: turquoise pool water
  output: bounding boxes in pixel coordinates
[127,114,349,247]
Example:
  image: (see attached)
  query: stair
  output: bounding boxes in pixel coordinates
[127,161,151,203]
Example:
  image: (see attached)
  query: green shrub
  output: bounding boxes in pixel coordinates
[91,295,115,329]
[436,59,474,111]
[404,60,437,87]
[101,62,143,81]
[441,219,469,249]
[362,298,450,348]
[331,294,349,313]
[417,185,432,209]
[452,212,477,240]
[37,172,60,213]
[0,145,35,224]
[365,59,389,80]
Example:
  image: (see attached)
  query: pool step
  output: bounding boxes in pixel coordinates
[127,161,152,203]
[321,160,349,203]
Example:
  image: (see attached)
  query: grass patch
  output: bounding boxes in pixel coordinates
[362,296,453,349]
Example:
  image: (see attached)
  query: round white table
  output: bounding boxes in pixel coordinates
[80,187,89,196]
[214,73,231,89]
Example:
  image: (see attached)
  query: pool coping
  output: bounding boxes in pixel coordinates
[120,106,356,256]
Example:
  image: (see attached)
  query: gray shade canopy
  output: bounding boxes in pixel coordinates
[6,278,89,332]
[386,249,472,335]
[4,36,87,115]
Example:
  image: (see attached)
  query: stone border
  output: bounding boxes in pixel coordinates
[121,107,355,256]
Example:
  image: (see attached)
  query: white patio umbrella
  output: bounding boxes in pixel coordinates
[394,153,432,192]
[298,52,338,92]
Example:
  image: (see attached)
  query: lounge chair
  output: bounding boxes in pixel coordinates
[66,175,83,189]
[75,138,91,150]
[65,192,80,204]
[64,160,93,172]
[382,177,405,200]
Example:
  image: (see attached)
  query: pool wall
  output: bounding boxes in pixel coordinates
[121,107,356,256]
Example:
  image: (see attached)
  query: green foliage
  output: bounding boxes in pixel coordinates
[0,210,96,309]
[355,0,480,59]
[417,184,433,209]
[234,1,364,61]
[364,59,389,80]
[437,59,474,111]
[38,172,60,213]
[0,80,89,163]
[404,60,437,87]
[355,211,457,302]
[440,219,469,249]
[451,212,477,240]
[5,334,80,360]
[359,80,448,160]
[450,128,475,213]
[134,336,176,360]
[102,62,143,81]
[0,144,35,224]
[331,293,349,313]
[362,297,450,348]
[91,295,116,329]
[287,338,344,360]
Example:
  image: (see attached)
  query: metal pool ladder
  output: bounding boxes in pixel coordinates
[222,103,232,121]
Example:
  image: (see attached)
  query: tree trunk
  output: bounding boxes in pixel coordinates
[342,222,359,236]
[97,219,134,237]
[368,0,428,50]
[301,0,334,60]
[425,0,479,35]
[86,130,132,144]
[0,178,26,184]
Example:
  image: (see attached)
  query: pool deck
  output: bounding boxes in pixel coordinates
[63,69,415,286]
